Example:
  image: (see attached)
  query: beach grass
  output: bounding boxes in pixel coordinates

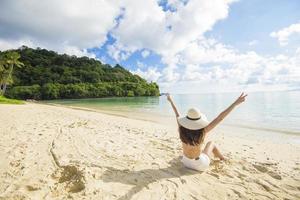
[0,95,24,104]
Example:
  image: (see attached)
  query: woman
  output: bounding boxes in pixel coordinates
[167,93,247,171]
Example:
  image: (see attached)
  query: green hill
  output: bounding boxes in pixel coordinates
[3,46,159,100]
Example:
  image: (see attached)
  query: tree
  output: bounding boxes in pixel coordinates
[0,51,24,95]
[134,85,146,96]
[42,83,60,99]
[5,47,160,100]
[127,90,134,97]
[6,85,41,100]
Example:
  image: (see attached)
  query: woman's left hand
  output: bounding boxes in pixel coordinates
[166,93,172,102]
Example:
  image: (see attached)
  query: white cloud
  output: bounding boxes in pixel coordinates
[0,0,121,55]
[136,60,148,69]
[296,47,300,56]
[131,67,162,82]
[0,38,97,58]
[164,0,188,10]
[141,50,150,58]
[109,0,236,88]
[62,46,96,58]
[1,0,299,92]
[107,43,135,62]
[270,22,300,46]
[160,64,180,82]
[144,35,300,93]
[248,40,258,46]
[112,0,235,61]
[163,37,300,92]
[0,38,35,51]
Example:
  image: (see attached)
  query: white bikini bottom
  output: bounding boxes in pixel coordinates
[181,153,210,171]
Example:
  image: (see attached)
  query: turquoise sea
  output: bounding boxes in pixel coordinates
[45,90,300,135]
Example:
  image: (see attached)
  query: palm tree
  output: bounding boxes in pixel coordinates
[0,51,24,95]
[0,58,7,95]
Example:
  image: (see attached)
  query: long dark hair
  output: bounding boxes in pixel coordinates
[179,126,204,146]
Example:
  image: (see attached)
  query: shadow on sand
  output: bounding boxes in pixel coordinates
[99,156,202,200]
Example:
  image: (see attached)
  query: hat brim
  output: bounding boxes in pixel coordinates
[177,114,209,130]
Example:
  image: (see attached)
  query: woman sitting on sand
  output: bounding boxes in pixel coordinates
[167,93,247,171]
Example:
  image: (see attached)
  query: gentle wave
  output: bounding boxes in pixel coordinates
[223,123,300,135]
[43,90,300,135]
[43,102,300,136]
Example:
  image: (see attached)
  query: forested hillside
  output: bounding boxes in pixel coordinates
[3,46,159,100]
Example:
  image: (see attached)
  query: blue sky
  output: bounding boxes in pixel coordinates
[88,35,163,71]
[0,0,300,93]
[100,0,300,69]
[208,0,300,55]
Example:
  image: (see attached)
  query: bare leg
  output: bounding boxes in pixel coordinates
[203,141,225,160]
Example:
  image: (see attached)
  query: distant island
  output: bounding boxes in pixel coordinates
[1,46,160,100]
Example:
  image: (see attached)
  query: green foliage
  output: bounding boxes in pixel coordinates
[0,95,24,104]
[134,86,146,96]
[4,46,160,100]
[42,83,60,99]
[6,82,159,100]
[0,51,24,95]
[127,90,134,97]
[7,84,41,100]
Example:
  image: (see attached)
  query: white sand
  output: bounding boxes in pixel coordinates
[0,103,299,200]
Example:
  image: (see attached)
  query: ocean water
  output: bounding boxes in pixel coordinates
[45,90,300,134]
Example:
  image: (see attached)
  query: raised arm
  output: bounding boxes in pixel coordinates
[204,93,247,134]
[166,94,180,118]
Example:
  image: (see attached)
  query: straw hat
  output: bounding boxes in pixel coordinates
[177,108,209,130]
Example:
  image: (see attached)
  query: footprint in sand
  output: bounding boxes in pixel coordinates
[267,171,282,180]
[26,185,40,191]
[282,184,300,191]
[255,180,272,192]
[253,163,282,180]
[180,178,187,184]
[231,189,242,198]
[208,172,219,179]
[253,164,268,173]
[52,165,86,193]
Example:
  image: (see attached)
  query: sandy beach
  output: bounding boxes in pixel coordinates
[0,103,299,200]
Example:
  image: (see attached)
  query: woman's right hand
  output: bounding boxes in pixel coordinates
[234,92,248,106]
[204,92,248,134]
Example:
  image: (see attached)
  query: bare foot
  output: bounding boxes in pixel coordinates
[220,155,226,161]
[220,157,227,162]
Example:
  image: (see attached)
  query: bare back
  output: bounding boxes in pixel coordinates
[182,142,204,159]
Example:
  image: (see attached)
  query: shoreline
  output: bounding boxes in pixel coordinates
[1,103,299,199]
[39,102,162,124]
[41,101,300,137]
